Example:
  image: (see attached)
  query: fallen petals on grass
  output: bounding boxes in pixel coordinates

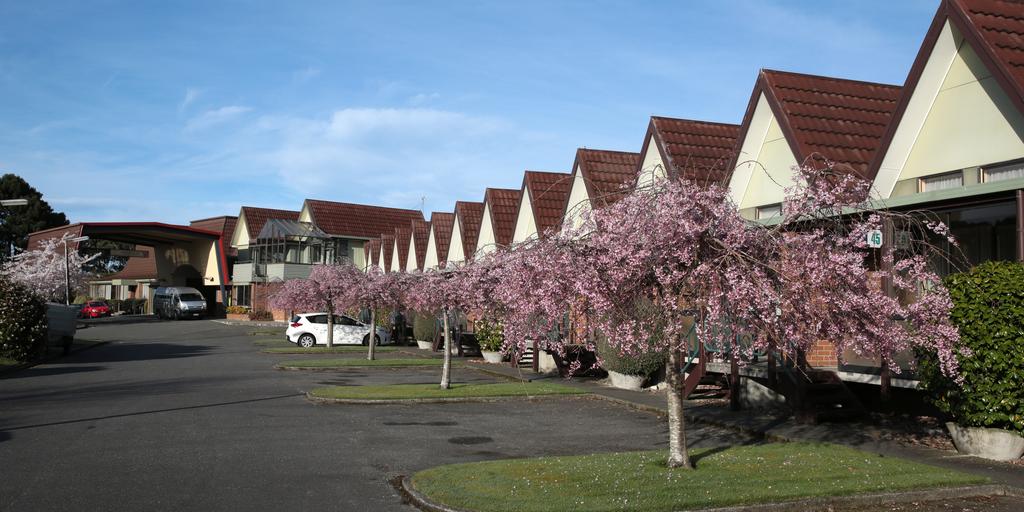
[277,358,446,369]
[410,442,986,512]
[309,382,586,400]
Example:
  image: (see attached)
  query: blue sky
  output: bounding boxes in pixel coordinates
[1,0,939,224]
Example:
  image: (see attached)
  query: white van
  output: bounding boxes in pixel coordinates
[153,286,208,320]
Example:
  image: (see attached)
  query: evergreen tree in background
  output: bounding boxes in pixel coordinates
[0,174,69,260]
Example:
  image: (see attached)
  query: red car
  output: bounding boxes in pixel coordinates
[80,301,111,318]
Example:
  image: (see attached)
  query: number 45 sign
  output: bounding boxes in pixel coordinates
[866,230,883,249]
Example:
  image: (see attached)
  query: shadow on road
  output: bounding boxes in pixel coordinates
[63,342,214,364]
[2,393,305,433]
[0,365,105,380]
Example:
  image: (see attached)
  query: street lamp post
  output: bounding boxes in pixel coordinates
[64,235,89,305]
[1,198,29,258]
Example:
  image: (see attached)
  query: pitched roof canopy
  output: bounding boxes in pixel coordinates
[732,69,902,179]
[570,148,641,208]
[379,233,395,272]
[240,207,299,239]
[393,227,411,272]
[641,117,741,185]
[304,199,423,239]
[454,201,484,261]
[482,188,522,248]
[428,211,455,265]
[365,238,381,267]
[518,171,572,237]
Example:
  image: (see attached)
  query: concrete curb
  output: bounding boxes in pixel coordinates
[307,392,590,406]
[274,362,452,371]
[211,320,289,328]
[0,341,110,378]
[399,475,1018,512]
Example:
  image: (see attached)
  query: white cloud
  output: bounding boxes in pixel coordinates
[408,92,441,105]
[185,105,252,132]
[178,87,202,113]
[293,66,321,83]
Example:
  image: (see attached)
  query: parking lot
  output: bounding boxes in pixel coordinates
[0,318,743,512]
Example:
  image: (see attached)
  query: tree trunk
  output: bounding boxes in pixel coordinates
[440,307,452,389]
[367,307,376,361]
[326,305,334,348]
[666,349,692,469]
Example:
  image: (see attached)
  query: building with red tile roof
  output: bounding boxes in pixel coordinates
[407,218,431,271]
[635,117,740,188]
[392,227,412,272]
[424,212,455,269]
[561,148,641,232]
[511,171,572,243]
[726,69,901,220]
[475,188,521,255]
[448,201,484,264]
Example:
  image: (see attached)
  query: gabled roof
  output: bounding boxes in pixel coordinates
[639,117,740,185]
[569,148,641,208]
[429,212,455,265]
[304,199,423,239]
[868,0,1024,178]
[517,171,572,237]
[482,188,522,248]
[379,233,395,272]
[365,239,381,267]
[410,218,430,271]
[453,201,484,261]
[240,207,299,239]
[190,215,238,247]
[393,227,411,272]
[731,69,902,179]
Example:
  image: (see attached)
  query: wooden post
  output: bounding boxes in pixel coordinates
[729,351,741,411]
[880,218,895,404]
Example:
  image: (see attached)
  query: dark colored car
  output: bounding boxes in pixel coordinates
[80,301,111,318]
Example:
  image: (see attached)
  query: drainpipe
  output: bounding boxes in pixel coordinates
[1016,190,1024,262]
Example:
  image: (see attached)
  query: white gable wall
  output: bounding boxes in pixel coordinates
[298,204,313,223]
[424,226,440,269]
[448,218,465,265]
[512,189,538,243]
[406,236,418,272]
[562,165,592,233]
[727,93,800,213]
[476,203,497,256]
[390,239,402,272]
[231,214,249,249]
[635,135,667,189]
[875,21,1024,197]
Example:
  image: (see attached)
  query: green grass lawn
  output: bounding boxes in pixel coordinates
[248,329,281,336]
[252,338,292,347]
[310,382,586,400]
[411,442,986,512]
[263,346,400,354]
[277,358,447,369]
[0,356,21,367]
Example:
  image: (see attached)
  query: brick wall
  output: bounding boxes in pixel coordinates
[806,339,838,368]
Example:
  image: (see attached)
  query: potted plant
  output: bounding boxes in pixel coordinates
[917,261,1024,461]
[413,310,436,350]
[595,332,666,391]
[476,317,504,363]
[225,305,249,321]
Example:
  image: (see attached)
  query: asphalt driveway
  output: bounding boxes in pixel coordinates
[0,318,743,512]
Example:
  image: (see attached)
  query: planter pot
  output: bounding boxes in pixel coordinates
[226,313,249,321]
[946,422,1024,461]
[608,370,645,391]
[481,350,503,364]
[416,340,433,350]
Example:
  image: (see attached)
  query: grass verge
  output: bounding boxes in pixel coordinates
[277,358,447,369]
[309,382,586,401]
[248,329,280,336]
[252,338,292,347]
[410,442,986,512]
[263,346,400,354]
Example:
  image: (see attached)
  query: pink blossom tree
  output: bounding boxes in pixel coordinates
[405,267,480,388]
[1,234,98,302]
[350,268,409,361]
[269,263,360,348]
[485,165,961,469]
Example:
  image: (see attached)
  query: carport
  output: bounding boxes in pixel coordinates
[27,222,231,312]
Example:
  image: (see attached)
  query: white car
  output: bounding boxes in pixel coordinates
[286,313,390,348]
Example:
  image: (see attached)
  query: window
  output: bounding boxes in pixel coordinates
[338,316,359,326]
[307,314,328,324]
[234,285,251,307]
[982,161,1024,183]
[756,204,782,220]
[929,201,1017,277]
[919,171,963,192]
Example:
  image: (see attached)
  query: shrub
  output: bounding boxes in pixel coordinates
[594,330,666,378]
[73,295,91,305]
[0,277,48,362]
[108,299,123,313]
[413,310,437,341]
[249,310,274,321]
[917,261,1024,434]
[226,305,249,315]
[475,317,504,352]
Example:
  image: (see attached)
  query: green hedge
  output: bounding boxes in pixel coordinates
[0,277,48,361]
[594,330,666,378]
[917,261,1024,434]
[413,310,437,342]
